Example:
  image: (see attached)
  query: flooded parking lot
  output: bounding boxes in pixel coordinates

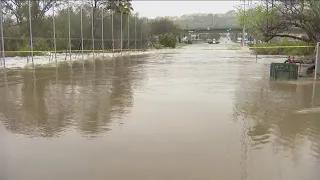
[1,43,320,180]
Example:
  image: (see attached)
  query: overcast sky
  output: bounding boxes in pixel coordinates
[131,1,242,18]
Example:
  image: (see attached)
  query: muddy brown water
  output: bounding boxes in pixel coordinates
[1,43,320,180]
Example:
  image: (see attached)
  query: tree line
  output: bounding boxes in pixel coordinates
[1,0,151,56]
[172,10,238,30]
[0,0,231,56]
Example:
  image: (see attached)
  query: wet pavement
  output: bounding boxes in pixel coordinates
[1,42,320,180]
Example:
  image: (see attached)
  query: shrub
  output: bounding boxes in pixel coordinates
[155,44,162,49]
[159,33,177,48]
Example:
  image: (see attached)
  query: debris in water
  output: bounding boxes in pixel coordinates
[294,107,320,114]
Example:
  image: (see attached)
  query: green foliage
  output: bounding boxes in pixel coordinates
[250,38,315,56]
[159,33,177,48]
[155,44,162,49]
[1,0,152,57]
[105,0,133,14]
[237,1,320,43]
[150,18,180,36]
[237,4,278,41]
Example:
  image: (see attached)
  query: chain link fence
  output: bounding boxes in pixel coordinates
[0,0,151,68]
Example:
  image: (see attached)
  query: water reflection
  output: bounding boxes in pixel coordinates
[0,56,146,138]
[233,75,320,159]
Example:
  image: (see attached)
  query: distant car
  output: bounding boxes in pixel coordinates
[207,39,213,44]
[181,37,189,43]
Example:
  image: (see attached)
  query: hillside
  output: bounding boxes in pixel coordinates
[172,10,238,29]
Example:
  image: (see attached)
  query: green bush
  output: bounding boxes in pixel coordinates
[155,44,162,49]
[159,33,177,48]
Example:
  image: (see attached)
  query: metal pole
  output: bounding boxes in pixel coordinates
[146,19,149,49]
[81,0,84,69]
[118,0,122,53]
[68,0,71,62]
[101,7,104,59]
[112,12,114,55]
[120,13,123,53]
[312,81,316,107]
[242,0,246,47]
[53,0,57,66]
[0,1,5,67]
[28,0,34,65]
[315,42,320,80]
[91,0,95,63]
[140,19,143,50]
[135,13,137,51]
[128,15,130,50]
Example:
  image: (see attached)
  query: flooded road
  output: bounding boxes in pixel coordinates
[1,43,320,180]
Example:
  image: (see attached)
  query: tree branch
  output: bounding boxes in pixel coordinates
[264,33,311,42]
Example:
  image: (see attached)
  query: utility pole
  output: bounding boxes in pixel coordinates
[0,0,5,67]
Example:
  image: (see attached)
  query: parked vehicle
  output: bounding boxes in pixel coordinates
[181,37,189,43]
[206,39,213,44]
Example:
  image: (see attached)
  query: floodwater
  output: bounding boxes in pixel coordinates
[1,42,320,180]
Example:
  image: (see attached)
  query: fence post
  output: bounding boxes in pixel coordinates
[120,13,123,53]
[134,13,137,52]
[128,14,130,50]
[68,0,71,62]
[81,0,84,69]
[0,0,5,67]
[91,0,95,65]
[140,18,143,50]
[101,7,104,59]
[146,19,149,49]
[53,0,57,66]
[315,42,320,80]
[28,0,34,65]
[112,11,114,56]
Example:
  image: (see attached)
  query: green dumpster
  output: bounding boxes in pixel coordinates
[270,63,298,80]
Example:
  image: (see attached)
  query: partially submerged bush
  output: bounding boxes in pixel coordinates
[159,33,177,48]
[155,44,162,49]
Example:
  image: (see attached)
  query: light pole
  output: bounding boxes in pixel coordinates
[0,0,5,67]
